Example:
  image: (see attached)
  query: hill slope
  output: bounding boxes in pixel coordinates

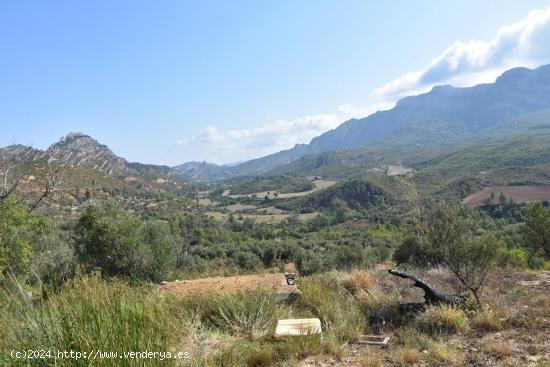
[227,64,550,176]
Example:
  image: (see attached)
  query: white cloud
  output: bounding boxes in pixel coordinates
[177,104,374,164]
[372,7,550,104]
[178,7,550,164]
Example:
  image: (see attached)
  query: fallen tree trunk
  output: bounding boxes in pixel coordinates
[388,269,469,305]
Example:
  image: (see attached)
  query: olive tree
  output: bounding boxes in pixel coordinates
[74,201,175,282]
[0,197,48,280]
[414,202,500,304]
[522,203,550,259]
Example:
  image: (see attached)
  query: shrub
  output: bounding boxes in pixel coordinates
[331,245,365,270]
[415,304,468,335]
[498,247,529,268]
[522,203,550,259]
[296,253,326,275]
[74,201,175,282]
[236,251,263,271]
[413,202,501,303]
[392,237,429,266]
[0,197,48,280]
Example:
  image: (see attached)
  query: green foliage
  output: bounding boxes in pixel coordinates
[298,273,366,340]
[229,175,314,195]
[393,237,425,265]
[522,202,550,259]
[498,247,530,268]
[413,202,501,302]
[0,276,177,367]
[74,201,175,282]
[207,293,282,340]
[30,226,76,287]
[283,179,392,213]
[0,197,48,280]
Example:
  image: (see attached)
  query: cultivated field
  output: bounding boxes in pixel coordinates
[223,179,337,199]
[463,185,550,207]
[205,211,319,223]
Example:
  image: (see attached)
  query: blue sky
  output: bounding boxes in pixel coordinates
[2,1,550,165]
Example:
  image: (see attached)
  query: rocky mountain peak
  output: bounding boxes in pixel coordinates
[51,132,105,150]
[47,132,127,175]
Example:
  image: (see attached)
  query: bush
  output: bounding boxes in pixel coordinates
[498,247,530,268]
[415,304,468,335]
[74,201,175,282]
[413,203,501,303]
[0,197,48,280]
[392,237,432,266]
[498,247,544,269]
[236,251,263,271]
[30,228,76,287]
[331,245,365,270]
[296,253,326,275]
[523,203,550,259]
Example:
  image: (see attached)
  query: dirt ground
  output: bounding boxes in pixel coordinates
[158,273,299,297]
[463,186,550,207]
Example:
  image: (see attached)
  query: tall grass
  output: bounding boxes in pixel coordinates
[1,272,369,366]
[297,272,367,341]
[1,275,179,366]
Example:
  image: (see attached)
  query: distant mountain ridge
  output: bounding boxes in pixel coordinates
[3,65,550,183]
[219,64,550,177]
[171,161,235,181]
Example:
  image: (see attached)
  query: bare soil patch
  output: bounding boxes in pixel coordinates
[225,203,257,212]
[158,273,299,297]
[463,185,550,207]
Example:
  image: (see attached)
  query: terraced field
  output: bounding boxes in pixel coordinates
[463,185,550,207]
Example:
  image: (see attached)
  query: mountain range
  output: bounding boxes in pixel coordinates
[2,64,550,184]
[176,64,550,180]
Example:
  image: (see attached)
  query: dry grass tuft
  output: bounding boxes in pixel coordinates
[399,348,421,365]
[471,307,502,332]
[429,342,458,363]
[358,352,381,367]
[341,270,376,295]
[416,304,468,335]
[489,341,511,359]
